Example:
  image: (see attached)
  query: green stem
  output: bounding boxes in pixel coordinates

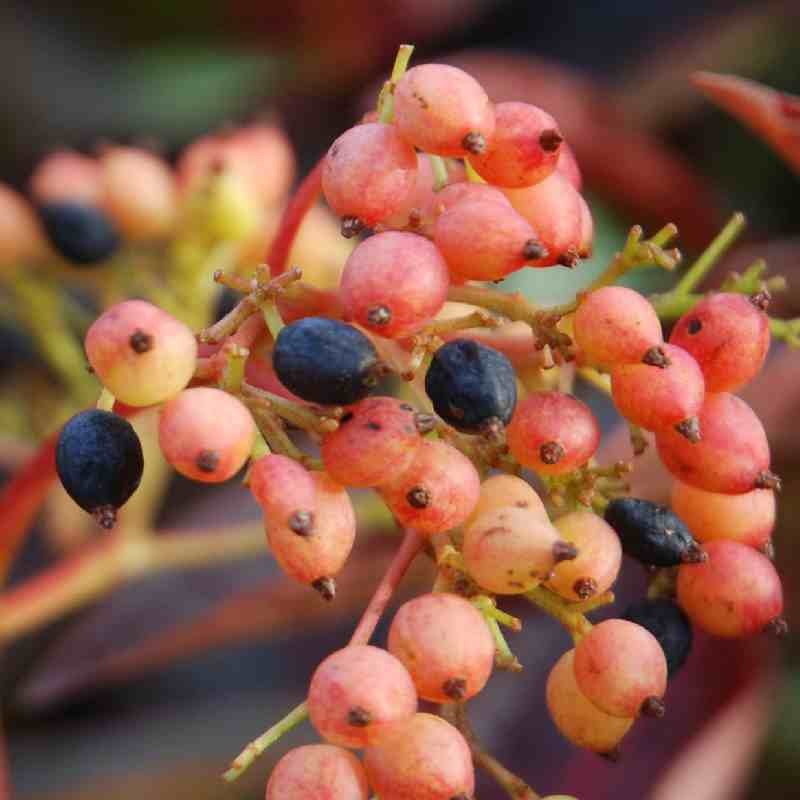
[261,300,285,340]
[464,159,486,184]
[429,155,450,191]
[672,211,746,296]
[526,585,593,643]
[222,701,309,783]
[96,388,116,412]
[377,44,414,123]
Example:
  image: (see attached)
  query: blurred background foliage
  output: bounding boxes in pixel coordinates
[0,1,799,798]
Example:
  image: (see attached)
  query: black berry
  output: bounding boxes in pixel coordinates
[272,317,381,405]
[56,409,144,528]
[604,497,705,567]
[424,339,517,432]
[38,202,120,265]
[622,598,693,677]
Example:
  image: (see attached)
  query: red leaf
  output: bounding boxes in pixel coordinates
[692,71,800,174]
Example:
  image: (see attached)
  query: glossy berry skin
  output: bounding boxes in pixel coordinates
[321,397,421,488]
[656,392,771,494]
[38,202,120,265]
[158,388,255,483]
[574,286,663,369]
[507,392,600,476]
[322,122,417,230]
[546,650,633,754]
[469,101,562,188]
[425,339,517,432]
[56,409,143,528]
[557,141,582,190]
[380,440,480,536]
[393,64,495,158]
[670,480,775,549]
[610,343,705,434]
[266,744,369,800]
[604,497,704,567]
[307,645,417,748]
[363,713,474,800]
[677,539,784,638]
[420,181,511,238]
[622,598,693,678]
[573,619,668,718]
[339,231,449,338]
[547,511,622,602]
[85,299,197,407]
[669,293,770,392]
[272,318,380,406]
[388,593,494,703]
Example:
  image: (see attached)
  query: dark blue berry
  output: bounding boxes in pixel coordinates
[604,497,705,567]
[38,202,120,265]
[622,598,693,678]
[272,317,381,405]
[424,339,517,432]
[56,409,143,528]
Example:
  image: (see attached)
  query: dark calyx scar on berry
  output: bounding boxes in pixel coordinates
[55,409,144,529]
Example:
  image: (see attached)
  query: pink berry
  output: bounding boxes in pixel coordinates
[394,64,495,157]
[308,645,417,748]
[29,150,104,205]
[388,592,494,702]
[469,101,563,188]
[85,300,197,407]
[574,286,663,369]
[339,232,449,338]
[677,539,784,637]
[669,293,770,392]
[0,183,50,268]
[266,744,369,800]
[321,397,423,488]
[322,122,417,232]
[364,713,474,800]
[507,392,600,475]
[158,387,255,483]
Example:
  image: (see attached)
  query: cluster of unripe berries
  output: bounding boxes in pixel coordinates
[0,123,294,270]
[48,53,786,800]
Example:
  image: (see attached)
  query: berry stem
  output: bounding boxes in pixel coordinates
[223,527,425,783]
[267,157,324,277]
[349,527,424,645]
[472,595,522,631]
[377,44,415,123]
[96,387,116,412]
[222,700,310,783]
[672,211,746,296]
[441,703,541,800]
[429,155,449,191]
[245,403,322,469]
[241,382,340,436]
[484,612,523,671]
[526,585,593,643]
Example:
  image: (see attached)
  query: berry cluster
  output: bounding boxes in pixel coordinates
[39,45,793,800]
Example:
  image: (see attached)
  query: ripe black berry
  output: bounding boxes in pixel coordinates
[272,317,381,405]
[622,598,693,677]
[38,202,120,265]
[604,497,705,567]
[56,409,144,528]
[424,339,517,432]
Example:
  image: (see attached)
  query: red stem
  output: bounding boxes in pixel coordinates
[349,527,424,645]
[0,431,58,581]
[267,156,325,277]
